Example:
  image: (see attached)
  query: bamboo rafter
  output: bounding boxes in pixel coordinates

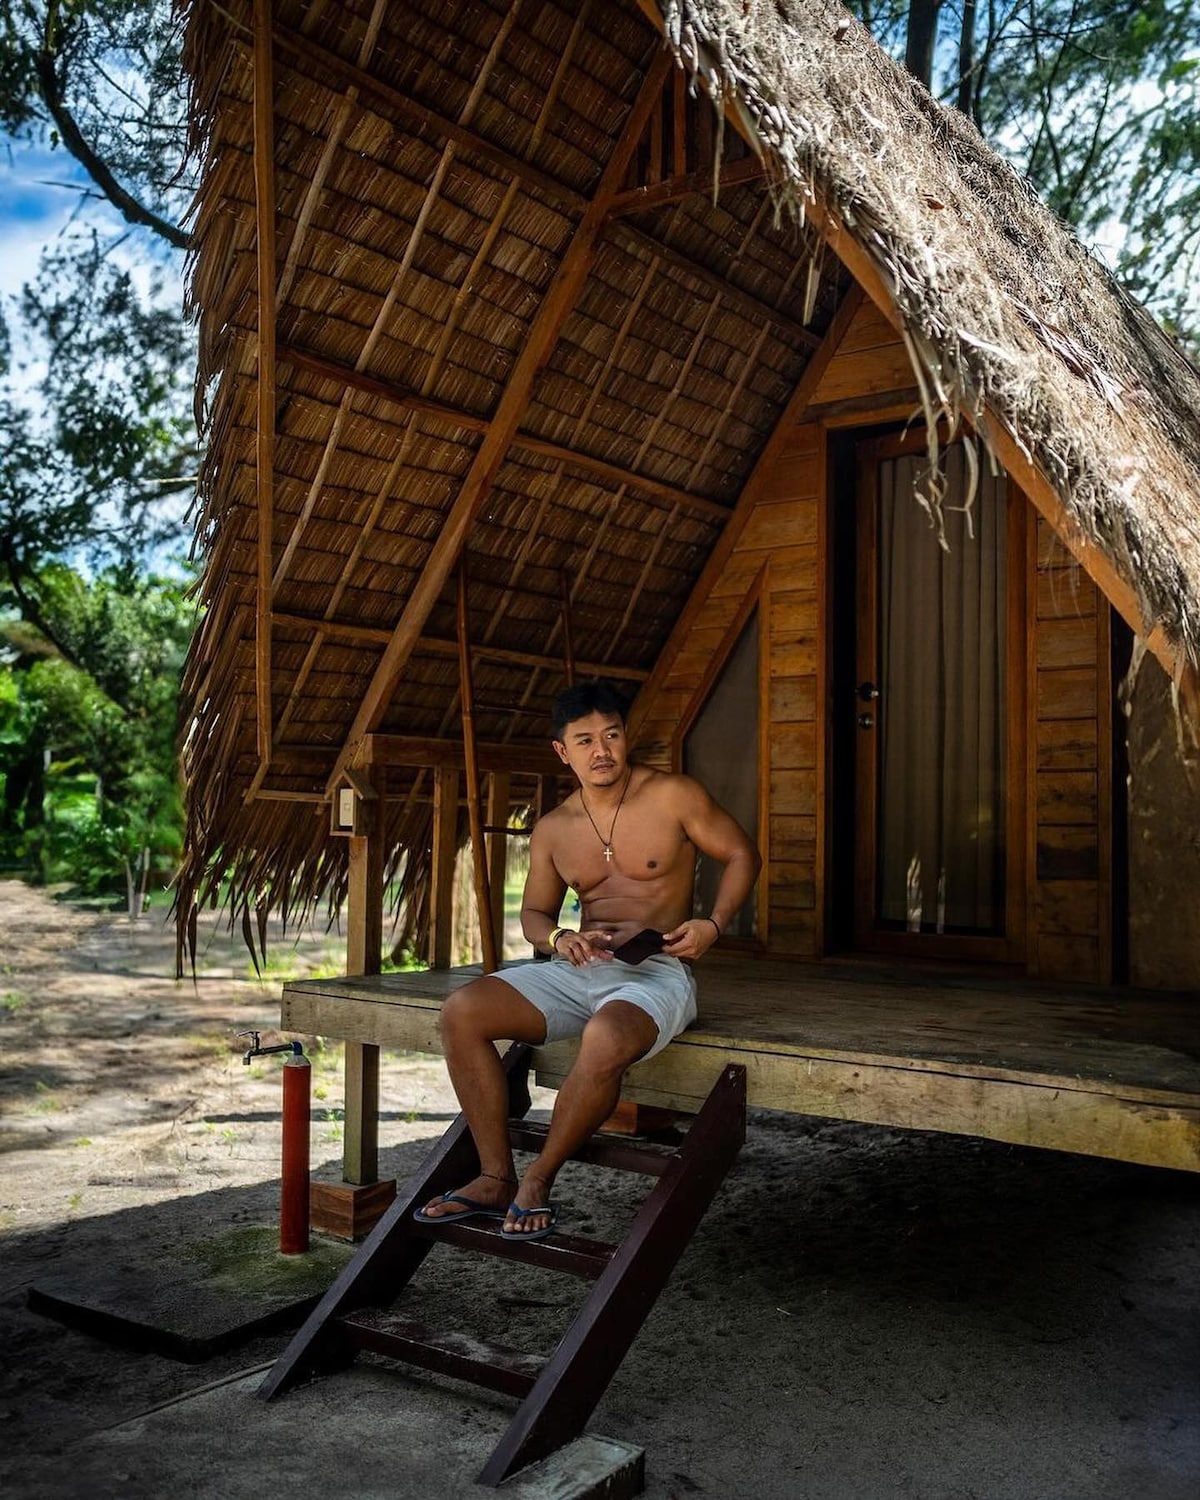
[277,344,734,523]
[325,46,678,795]
[261,0,536,770]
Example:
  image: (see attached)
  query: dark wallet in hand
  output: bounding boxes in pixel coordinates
[612,928,665,964]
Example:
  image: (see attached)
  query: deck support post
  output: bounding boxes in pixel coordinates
[486,772,510,959]
[430,765,459,969]
[312,768,395,1237]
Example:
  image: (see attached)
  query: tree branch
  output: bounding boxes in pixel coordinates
[1,545,88,676]
[36,1,191,252]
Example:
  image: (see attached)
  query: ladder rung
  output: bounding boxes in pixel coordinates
[508,1119,678,1176]
[408,1215,617,1279]
[339,1310,543,1398]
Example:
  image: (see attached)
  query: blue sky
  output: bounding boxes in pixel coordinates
[0,143,95,299]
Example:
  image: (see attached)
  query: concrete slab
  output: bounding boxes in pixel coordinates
[27,1224,354,1361]
[15,1366,638,1500]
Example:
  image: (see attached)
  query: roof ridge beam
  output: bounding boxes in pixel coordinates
[271,24,587,213]
[325,45,677,793]
[279,342,733,522]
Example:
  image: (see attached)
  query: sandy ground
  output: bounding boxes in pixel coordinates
[1,878,1198,1499]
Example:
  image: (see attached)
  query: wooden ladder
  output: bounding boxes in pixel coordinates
[259,1048,746,1486]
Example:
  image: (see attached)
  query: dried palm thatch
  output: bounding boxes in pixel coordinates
[176,0,1200,955]
[665,0,1200,645]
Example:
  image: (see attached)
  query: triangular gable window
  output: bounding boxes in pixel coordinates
[683,611,759,938]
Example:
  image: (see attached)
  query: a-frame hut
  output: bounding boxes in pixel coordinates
[178,0,1200,1226]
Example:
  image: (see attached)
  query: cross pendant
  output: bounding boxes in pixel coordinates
[603,845,613,861]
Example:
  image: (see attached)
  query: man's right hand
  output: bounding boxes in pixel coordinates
[554,929,614,966]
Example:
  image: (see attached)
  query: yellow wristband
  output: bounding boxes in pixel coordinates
[547,926,574,951]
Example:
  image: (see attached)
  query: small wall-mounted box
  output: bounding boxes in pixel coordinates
[329,767,376,837]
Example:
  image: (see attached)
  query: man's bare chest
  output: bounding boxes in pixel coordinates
[552,818,689,892]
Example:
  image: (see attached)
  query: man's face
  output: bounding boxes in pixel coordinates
[553,711,628,789]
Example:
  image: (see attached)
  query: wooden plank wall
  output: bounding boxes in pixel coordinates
[631,424,825,956]
[1031,517,1112,983]
[633,295,1114,980]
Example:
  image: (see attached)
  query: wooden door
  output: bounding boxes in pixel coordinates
[854,430,1026,962]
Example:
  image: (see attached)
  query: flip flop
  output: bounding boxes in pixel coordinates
[412,1192,507,1225]
[499,1202,559,1242]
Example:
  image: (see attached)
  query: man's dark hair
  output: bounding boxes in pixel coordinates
[551,679,629,740]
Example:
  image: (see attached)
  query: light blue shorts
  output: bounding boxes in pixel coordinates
[496,954,698,1061]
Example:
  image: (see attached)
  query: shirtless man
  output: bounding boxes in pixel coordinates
[416,679,761,1239]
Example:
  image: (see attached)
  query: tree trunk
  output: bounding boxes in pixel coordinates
[957,0,978,118]
[905,0,944,88]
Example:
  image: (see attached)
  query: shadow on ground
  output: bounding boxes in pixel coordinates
[3,1114,1198,1500]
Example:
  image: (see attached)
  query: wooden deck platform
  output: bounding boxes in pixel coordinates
[281,958,1200,1172]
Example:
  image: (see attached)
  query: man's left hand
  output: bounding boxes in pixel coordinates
[661,919,719,960]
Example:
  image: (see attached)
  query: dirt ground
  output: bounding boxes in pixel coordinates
[1,878,1198,1499]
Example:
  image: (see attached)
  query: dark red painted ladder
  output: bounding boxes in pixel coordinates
[259,1047,746,1486]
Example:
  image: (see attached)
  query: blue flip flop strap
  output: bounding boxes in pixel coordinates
[507,1202,555,1218]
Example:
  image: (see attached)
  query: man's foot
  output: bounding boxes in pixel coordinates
[415,1171,514,1224]
[501,1172,556,1237]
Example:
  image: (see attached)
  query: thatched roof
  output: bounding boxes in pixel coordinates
[176,0,1200,934]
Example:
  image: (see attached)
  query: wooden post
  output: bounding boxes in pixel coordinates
[310,769,396,1238]
[486,772,510,958]
[430,765,458,969]
[344,774,383,1186]
[252,0,276,773]
[560,568,577,686]
[457,564,499,973]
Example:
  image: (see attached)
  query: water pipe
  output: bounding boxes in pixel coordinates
[238,1031,311,1254]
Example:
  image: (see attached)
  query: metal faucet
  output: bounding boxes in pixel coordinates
[237,1030,304,1066]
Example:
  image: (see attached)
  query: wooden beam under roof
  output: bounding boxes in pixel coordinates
[325,48,677,793]
[363,734,563,777]
[270,610,650,680]
[252,0,276,769]
[279,344,735,524]
[607,153,768,217]
[270,24,587,213]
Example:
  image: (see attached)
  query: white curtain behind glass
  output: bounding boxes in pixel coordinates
[683,614,759,938]
[877,447,1006,934]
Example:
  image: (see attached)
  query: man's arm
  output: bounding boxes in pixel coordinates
[520,822,614,965]
[662,775,761,960]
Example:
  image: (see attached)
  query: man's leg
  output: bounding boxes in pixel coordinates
[505,999,658,1235]
[419,976,549,1221]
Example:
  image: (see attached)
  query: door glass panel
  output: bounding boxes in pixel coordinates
[876,447,1007,936]
[683,612,758,938]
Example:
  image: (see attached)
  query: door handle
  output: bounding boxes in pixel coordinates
[857,712,874,730]
[857,681,880,702]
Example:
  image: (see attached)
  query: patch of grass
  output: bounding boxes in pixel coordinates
[67,1191,83,1211]
[69,1136,93,1147]
[184,1034,228,1058]
[313,1083,328,1101]
[32,1080,59,1114]
[183,1224,353,1295]
[1,991,25,1013]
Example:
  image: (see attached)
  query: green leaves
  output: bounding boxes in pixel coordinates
[0,565,195,892]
